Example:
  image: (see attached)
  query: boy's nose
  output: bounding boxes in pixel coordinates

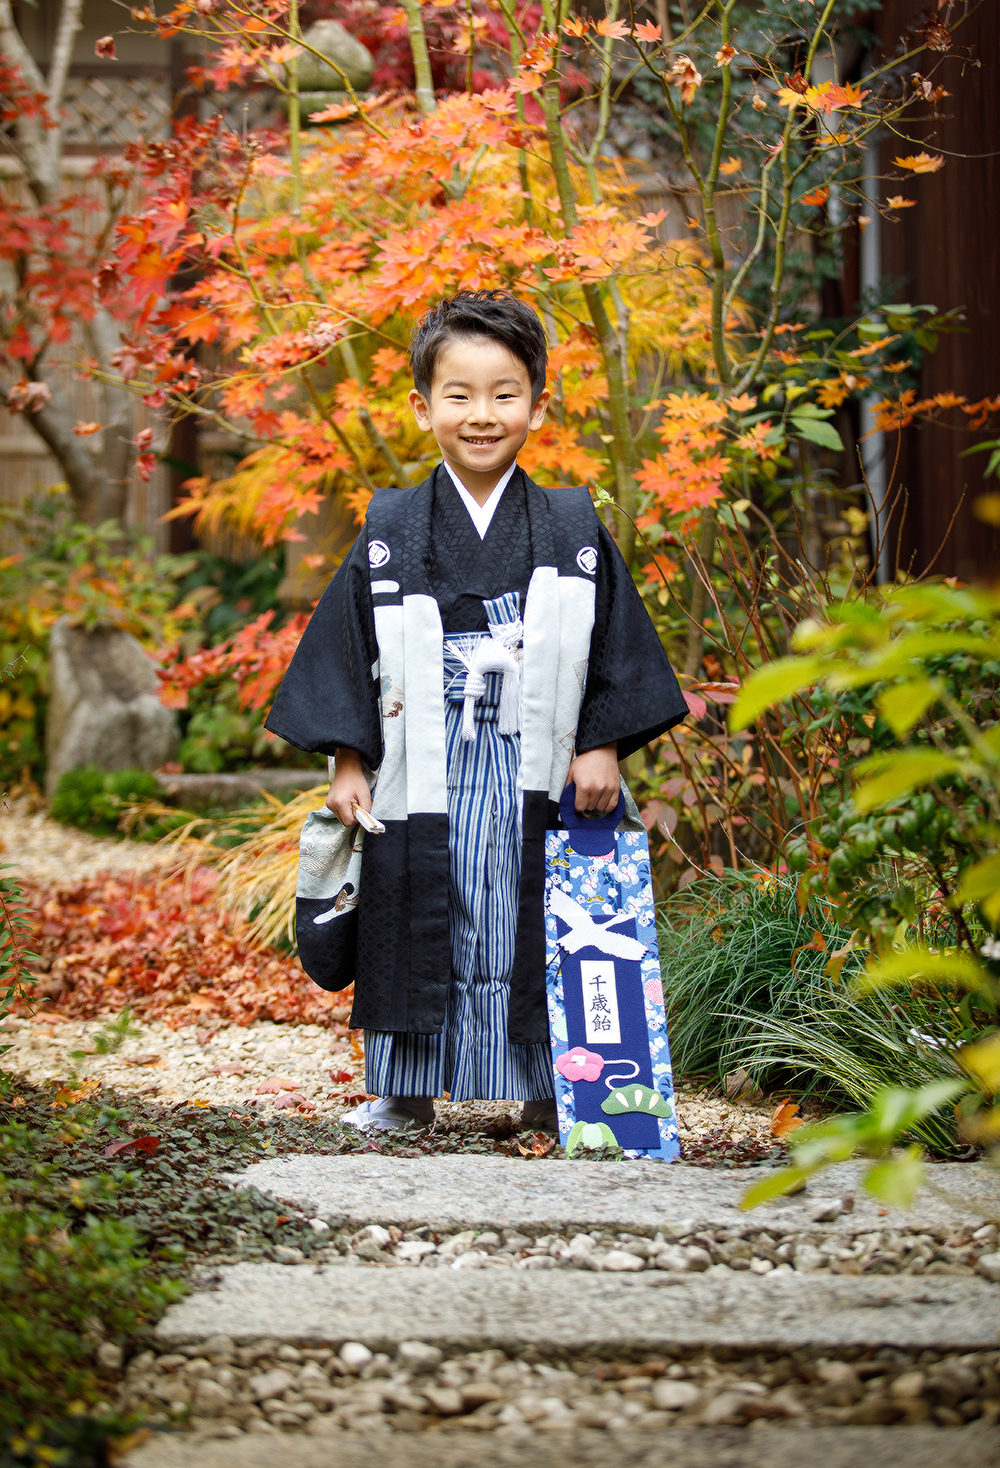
[466,400,498,424]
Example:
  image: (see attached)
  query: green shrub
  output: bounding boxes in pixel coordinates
[0,1204,175,1433]
[50,768,173,839]
[0,1083,185,1450]
[660,872,964,1151]
[176,677,308,773]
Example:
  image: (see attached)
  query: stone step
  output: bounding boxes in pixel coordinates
[223,1154,1000,1234]
[126,1155,1000,1467]
[122,1423,1000,1468]
[156,1264,1000,1354]
[155,770,326,811]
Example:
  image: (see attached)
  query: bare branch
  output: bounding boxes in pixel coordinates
[47,0,84,114]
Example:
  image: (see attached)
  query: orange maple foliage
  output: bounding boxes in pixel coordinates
[157,610,310,712]
[110,65,729,559]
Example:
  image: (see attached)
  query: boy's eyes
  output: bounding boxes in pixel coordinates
[444,391,518,401]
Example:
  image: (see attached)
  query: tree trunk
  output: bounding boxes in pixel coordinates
[87,311,134,526]
[683,510,718,680]
[21,372,120,525]
[0,0,132,527]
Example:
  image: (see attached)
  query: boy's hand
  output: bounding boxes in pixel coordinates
[567,744,619,815]
[326,748,372,826]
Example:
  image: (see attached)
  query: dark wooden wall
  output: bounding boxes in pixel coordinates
[875,0,1000,579]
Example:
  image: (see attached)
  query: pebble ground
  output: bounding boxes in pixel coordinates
[111,1333,1000,1442]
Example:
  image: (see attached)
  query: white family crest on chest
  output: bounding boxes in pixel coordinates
[576,545,598,575]
[368,539,391,569]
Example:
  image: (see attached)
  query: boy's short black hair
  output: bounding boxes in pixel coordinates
[410,290,548,402]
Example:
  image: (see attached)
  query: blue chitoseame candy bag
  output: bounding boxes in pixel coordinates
[544,784,680,1161]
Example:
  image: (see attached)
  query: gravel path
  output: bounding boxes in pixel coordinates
[2,796,174,883]
[1,1013,779,1147]
[116,1332,1000,1442]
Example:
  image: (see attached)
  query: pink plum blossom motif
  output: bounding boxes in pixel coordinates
[644,978,664,1006]
[555,1047,605,1083]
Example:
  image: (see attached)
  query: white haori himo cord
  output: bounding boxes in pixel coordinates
[446,619,523,741]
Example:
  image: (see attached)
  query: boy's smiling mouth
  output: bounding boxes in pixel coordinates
[461,435,503,446]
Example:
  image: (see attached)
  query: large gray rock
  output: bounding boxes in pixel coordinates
[294,20,374,92]
[45,616,178,795]
[155,769,326,811]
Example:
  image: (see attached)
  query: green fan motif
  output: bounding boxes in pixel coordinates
[565,1120,620,1156]
[601,1084,672,1118]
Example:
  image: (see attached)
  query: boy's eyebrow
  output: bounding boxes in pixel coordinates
[440,377,524,389]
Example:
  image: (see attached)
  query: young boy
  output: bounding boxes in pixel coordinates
[265,291,687,1131]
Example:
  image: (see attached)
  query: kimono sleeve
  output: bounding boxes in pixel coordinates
[263,533,383,769]
[575,521,688,761]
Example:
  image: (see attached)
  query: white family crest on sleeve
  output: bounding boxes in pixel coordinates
[368,539,391,569]
[576,546,598,575]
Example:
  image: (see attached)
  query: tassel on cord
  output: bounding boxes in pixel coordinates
[446,622,522,742]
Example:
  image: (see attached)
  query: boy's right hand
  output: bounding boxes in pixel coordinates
[326,748,372,826]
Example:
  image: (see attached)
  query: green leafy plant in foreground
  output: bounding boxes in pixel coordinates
[0,1202,177,1434]
[731,581,1000,1207]
[741,1081,966,1212]
[0,872,34,1073]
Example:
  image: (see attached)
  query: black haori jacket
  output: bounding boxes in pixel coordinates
[265,465,687,1045]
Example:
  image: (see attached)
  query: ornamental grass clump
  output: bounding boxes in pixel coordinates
[660,871,964,1152]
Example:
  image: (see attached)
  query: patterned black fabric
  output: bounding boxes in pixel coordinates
[296,900,358,992]
[508,792,561,1044]
[350,815,452,1033]
[429,471,533,632]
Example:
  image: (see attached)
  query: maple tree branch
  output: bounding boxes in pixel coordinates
[698,0,736,389]
[0,0,59,201]
[401,0,436,116]
[1,370,117,526]
[732,0,840,394]
[722,153,776,323]
[287,0,302,219]
[339,337,412,486]
[48,0,83,115]
[535,2,640,561]
[0,0,44,94]
[301,369,378,494]
[86,308,135,526]
[496,0,533,219]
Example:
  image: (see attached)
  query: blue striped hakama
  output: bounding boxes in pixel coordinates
[364,593,554,1102]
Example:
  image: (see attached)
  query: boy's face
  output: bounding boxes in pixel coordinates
[408,336,549,491]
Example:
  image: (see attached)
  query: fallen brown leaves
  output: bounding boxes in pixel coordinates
[20,872,353,1030]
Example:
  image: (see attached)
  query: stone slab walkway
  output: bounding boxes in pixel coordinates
[226,1154,1000,1233]
[122,1423,999,1468]
[156,1264,1000,1353]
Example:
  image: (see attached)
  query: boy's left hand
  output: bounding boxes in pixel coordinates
[567,744,620,815]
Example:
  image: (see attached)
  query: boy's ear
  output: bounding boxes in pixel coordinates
[408,387,432,429]
[528,388,551,431]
